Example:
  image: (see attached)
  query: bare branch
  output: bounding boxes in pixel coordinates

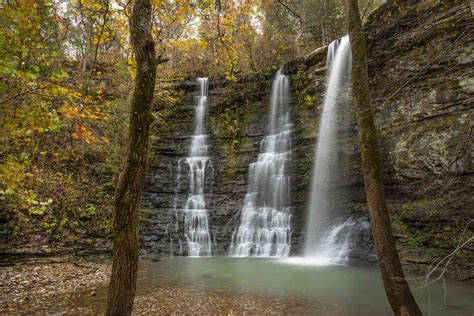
[0,84,53,105]
[275,0,305,26]
[156,55,169,65]
[84,0,111,95]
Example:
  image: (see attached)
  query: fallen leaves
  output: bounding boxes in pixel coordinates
[0,261,341,315]
[0,261,109,314]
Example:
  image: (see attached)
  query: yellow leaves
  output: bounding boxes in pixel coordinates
[225,71,236,81]
[50,86,77,101]
[93,31,111,45]
[223,15,235,25]
[168,38,208,53]
[93,35,100,45]
[116,19,127,31]
[127,54,137,79]
[200,40,208,49]
[63,104,80,120]
[0,155,29,205]
[175,4,190,22]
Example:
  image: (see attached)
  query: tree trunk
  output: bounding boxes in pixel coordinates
[106,0,156,315]
[344,0,422,315]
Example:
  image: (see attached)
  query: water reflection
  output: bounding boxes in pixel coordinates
[139,257,473,315]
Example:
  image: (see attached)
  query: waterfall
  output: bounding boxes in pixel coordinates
[303,36,357,263]
[183,77,212,257]
[230,71,293,257]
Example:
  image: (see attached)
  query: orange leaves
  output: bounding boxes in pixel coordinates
[72,123,94,143]
[60,88,109,144]
[63,104,80,120]
[62,104,94,143]
[63,105,101,121]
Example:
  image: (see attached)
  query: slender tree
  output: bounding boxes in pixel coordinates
[343,0,422,315]
[106,0,158,314]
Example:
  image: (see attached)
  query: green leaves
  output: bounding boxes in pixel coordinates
[0,0,118,243]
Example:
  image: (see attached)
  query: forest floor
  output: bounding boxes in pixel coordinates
[0,259,341,315]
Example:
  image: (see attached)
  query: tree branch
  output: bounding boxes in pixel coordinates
[156,55,169,65]
[0,84,53,105]
[84,0,110,95]
[275,0,305,26]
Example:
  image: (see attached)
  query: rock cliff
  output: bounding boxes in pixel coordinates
[140,0,473,278]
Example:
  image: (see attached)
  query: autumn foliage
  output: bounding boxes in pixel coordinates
[1,0,362,248]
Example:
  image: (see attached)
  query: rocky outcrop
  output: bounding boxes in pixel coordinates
[140,0,473,278]
[364,0,473,278]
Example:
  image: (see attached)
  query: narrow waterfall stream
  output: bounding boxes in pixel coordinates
[230,71,293,257]
[303,36,359,264]
[183,77,212,256]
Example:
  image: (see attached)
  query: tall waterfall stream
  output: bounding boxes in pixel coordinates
[180,78,212,257]
[230,71,293,257]
[296,36,370,265]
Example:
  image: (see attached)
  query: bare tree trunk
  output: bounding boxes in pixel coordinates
[344,0,422,315]
[106,0,156,314]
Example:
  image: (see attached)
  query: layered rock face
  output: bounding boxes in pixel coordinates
[363,0,473,277]
[140,0,473,277]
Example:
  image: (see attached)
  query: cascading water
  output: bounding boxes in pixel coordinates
[230,71,293,257]
[183,78,212,257]
[303,35,358,264]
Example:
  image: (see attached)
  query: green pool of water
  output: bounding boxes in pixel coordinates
[137,257,473,315]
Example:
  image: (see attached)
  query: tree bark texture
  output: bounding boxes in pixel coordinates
[106,0,156,315]
[344,0,422,315]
